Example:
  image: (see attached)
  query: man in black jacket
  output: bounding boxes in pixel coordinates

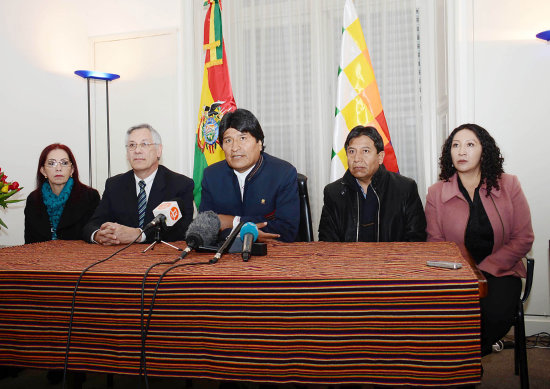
[319,125,426,242]
[83,124,194,245]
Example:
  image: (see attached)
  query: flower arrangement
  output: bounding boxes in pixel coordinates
[0,167,24,229]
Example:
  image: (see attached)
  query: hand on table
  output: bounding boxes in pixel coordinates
[256,222,280,242]
[94,222,142,245]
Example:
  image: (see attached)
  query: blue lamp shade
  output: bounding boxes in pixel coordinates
[75,70,120,81]
[536,30,550,41]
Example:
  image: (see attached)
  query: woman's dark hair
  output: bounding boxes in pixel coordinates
[439,123,504,195]
[219,108,265,151]
[36,143,83,189]
[344,125,384,153]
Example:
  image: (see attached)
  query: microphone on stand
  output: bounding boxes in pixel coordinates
[142,200,182,232]
[147,201,182,229]
[240,222,259,262]
[179,211,220,259]
[142,214,166,231]
[142,201,183,253]
[210,220,245,264]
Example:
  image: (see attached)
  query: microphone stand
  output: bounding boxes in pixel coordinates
[142,225,182,253]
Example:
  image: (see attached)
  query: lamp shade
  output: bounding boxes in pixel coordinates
[536,30,550,42]
[75,70,120,81]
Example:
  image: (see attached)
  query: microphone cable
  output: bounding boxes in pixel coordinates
[139,210,221,387]
[61,231,143,389]
[139,258,211,389]
[138,249,192,384]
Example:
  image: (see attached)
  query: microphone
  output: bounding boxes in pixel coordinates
[152,201,182,227]
[142,201,182,231]
[210,220,245,264]
[142,214,166,231]
[240,222,259,262]
[179,211,220,259]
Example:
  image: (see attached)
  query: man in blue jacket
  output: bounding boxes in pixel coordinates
[199,108,299,242]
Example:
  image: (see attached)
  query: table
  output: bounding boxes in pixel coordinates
[0,240,483,387]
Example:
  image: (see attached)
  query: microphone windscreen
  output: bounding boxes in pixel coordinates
[185,211,220,247]
[240,222,259,242]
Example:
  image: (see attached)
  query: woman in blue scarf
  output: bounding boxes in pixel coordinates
[24,143,100,243]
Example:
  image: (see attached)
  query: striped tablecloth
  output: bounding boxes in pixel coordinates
[0,240,481,386]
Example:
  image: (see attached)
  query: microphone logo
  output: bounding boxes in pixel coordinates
[152,201,182,227]
[169,207,179,221]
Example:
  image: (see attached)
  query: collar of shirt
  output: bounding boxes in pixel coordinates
[355,178,370,199]
[233,166,254,200]
[134,169,158,199]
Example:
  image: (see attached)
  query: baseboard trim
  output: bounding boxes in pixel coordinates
[525,315,550,335]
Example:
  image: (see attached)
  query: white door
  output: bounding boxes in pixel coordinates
[91,31,179,194]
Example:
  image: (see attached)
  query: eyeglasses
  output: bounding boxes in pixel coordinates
[125,142,158,151]
[45,159,72,168]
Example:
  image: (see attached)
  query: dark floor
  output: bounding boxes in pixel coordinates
[480,345,550,388]
[1,341,549,389]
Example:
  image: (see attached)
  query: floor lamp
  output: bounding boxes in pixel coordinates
[75,70,120,185]
[536,30,550,42]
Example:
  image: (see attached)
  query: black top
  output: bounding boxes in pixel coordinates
[24,182,100,244]
[457,176,494,264]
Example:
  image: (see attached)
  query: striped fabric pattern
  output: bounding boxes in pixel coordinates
[0,241,481,386]
[137,180,147,228]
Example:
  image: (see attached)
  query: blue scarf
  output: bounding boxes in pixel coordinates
[42,177,74,240]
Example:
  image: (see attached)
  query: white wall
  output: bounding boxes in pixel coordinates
[451,0,550,332]
[0,0,189,245]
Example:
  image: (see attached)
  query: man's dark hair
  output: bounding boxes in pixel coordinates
[344,125,384,153]
[219,108,265,150]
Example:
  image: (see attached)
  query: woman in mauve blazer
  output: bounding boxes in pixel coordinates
[425,123,534,357]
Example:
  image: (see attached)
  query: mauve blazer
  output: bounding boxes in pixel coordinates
[425,173,534,278]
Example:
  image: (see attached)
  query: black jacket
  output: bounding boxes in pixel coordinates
[318,165,427,242]
[24,182,100,244]
[83,165,194,243]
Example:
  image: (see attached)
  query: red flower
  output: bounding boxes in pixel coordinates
[0,175,6,183]
[9,182,19,190]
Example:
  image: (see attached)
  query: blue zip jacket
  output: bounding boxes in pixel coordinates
[199,153,299,242]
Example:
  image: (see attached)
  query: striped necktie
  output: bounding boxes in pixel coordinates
[137,180,147,229]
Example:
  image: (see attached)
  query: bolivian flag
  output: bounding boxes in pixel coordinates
[330,0,398,182]
[193,0,236,208]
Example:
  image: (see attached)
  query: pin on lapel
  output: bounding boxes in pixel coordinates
[261,199,266,204]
